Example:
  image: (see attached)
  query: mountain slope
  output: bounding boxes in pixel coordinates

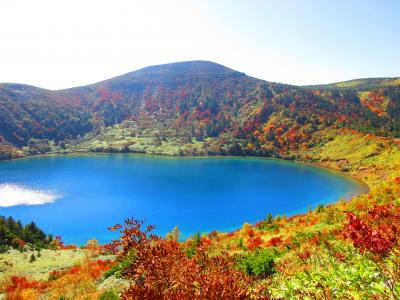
[305,77,400,121]
[0,84,91,147]
[304,77,400,91]
[0,61,399,158]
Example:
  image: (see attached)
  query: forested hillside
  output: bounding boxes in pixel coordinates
[0,61,399,159]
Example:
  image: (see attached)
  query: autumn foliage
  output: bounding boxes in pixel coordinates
[107,218,266,300]
[344,204,400,256]
[3,257,113,300]
[5,276,47,299]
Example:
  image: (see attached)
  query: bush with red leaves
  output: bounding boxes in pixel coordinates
[247,236,263,251]
[266,236,283,247]
[343,204,400,256]
[343,205,400,299]
[5,276,47,295]
[107,219,269,300]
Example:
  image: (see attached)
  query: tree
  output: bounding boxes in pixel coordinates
[265,213,273,224]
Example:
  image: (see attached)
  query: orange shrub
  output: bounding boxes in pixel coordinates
[247,236,263,251]
[108,218,260,299]
[5,276,47,300]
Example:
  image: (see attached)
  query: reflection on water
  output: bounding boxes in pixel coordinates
[0,183,58,207]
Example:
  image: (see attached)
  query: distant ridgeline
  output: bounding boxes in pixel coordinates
[0,61,399,159]
[0,216,53,252]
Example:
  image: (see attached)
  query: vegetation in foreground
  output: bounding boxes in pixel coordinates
[0,128,399,299]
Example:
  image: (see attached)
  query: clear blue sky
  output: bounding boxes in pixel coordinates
[0,0,398,89]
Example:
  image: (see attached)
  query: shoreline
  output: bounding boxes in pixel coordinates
[0,150,370,189]
[0,151,370,246]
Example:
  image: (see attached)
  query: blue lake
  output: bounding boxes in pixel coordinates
[0,154,366,244]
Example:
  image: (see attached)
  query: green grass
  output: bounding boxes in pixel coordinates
[302,128,400,186]
[63,120,213,156]
[0,249,114,281]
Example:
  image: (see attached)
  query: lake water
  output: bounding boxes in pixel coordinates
[0,154,365,244]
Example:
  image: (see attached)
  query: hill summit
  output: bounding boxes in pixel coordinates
[0,61,399,158]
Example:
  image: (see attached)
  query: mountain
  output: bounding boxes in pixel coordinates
[304,77,400,91]
[0,61,399,158]
[304,77,400,119]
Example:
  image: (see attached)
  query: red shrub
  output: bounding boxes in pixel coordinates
[246,227,255,238]
[107,218,260,299]
[266,236,283,247]
[334,251,346,262]
[6,276,47,294]
[247,236,263,251]
[11,238,26,249]
[343,205,400,256]
[297,250,311,262]
[309,235,320,245]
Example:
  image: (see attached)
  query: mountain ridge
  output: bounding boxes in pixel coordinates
[0,60,399,159]
[304,77,400,91]
[1,60,398,92]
